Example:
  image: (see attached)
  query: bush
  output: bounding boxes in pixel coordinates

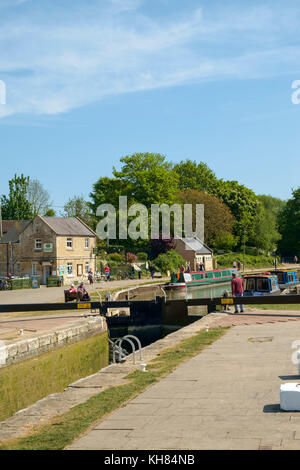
[136,252,148,261]
[154,250,185,274]
[126,252,137,263]
[108,253,123,263]
[216,252,279,269]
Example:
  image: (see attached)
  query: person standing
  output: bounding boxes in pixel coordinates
[88,270,94,285]
[231,272,244,313]
[150,265,155,279]
[104,265,110,281]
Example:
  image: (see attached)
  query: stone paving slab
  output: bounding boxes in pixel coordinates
[67,319,300,451]
[0,313,224,443]
[2,307,300,449]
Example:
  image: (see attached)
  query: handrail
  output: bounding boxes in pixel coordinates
[123,335,142,361]
[116,337,136,364]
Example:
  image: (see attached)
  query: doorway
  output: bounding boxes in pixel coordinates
[42,265,51,285]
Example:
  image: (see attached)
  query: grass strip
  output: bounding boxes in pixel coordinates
[0,326,228,450]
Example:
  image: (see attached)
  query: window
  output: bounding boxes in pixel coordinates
[85,262,90,274]
[257,278,269,291]
[32,263,38,275]
[277,273,284,283]
[246,278,255,291]
[84,238,90,249]
[77,264,83,276]
[66,238,73,249]
[34,239,42,250]
[67,263,73,275]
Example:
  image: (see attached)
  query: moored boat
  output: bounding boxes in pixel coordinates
[165,268,238,290]
[243,273,280,296]
[269,269,300,291]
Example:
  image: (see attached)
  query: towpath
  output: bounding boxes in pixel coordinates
[67,310,300,451]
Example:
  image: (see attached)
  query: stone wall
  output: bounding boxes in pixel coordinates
[0,317,109,422]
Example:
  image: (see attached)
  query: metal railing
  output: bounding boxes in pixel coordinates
[111,334,142,365]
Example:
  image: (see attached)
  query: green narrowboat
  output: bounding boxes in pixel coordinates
[165,268,238,290]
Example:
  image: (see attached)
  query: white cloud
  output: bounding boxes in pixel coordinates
[1,1,300,117]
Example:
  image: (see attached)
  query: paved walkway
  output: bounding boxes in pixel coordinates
[0,277,168,305]
[67,313,300,450]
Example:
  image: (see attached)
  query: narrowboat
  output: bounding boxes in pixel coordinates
[165,268,238,290]
[269,269,300,291]
[243,273,280,296]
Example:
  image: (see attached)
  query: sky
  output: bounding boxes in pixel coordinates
[0,0,300,210]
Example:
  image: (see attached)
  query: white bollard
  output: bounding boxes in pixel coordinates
[140,363,147,372]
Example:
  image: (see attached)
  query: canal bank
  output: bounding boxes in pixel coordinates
[0,312,226,445]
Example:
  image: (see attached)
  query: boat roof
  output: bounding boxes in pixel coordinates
[271,269,297,273]
[243,273,276,279]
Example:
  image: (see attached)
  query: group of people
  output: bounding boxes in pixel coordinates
[180,263,193,274]
[232,260,242,270]
[68,282,91,301]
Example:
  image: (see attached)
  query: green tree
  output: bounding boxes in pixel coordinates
[277,188,300,256]
[62,195,94,228]
[1,174,32,220]
[90,153,179,250]
[173,160,219,193]
[112,153,179,206]
[213,180,260,246]
[248,203,281,253]
[247,195,285,253]
[176,189,236,248]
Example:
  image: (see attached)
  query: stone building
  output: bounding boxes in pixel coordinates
[174,237,214,271]
[0,216,97,284]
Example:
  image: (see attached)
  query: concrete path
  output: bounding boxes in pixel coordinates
[67,317,300,450]
[0,313,223,443]
[0,277,168,305]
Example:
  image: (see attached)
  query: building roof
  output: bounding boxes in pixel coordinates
[1,220,19,235]
[177,237,212,254]
[41,217,96,237]
[0,221,31,244]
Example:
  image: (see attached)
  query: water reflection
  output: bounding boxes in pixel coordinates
[166,282,232,301]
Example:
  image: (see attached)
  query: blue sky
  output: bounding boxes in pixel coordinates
[0,0,300,210]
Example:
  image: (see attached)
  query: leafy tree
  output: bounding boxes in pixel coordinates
[149,235,176,259]
[1,174,32,220]
[173,160,219,193]
[62,195,94,227]
[44,208,56,217]
[213,231,238,252]
[154,250,185,274]
[90,153,179,249]
[248,197,283,253]
[213,180,260,246]
[277,188,300,256]
[112,152,179,207]
[176,189,235,248]
[27,179,52,216]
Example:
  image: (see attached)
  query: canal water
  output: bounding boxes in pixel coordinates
[166,282,232,301]
[110,281,232,358]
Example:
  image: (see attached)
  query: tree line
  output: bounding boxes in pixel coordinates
[0,154,298,258]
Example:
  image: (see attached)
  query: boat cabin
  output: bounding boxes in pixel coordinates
[270,269,299,290]
[169,268,238,288]
[243,273,280,296]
